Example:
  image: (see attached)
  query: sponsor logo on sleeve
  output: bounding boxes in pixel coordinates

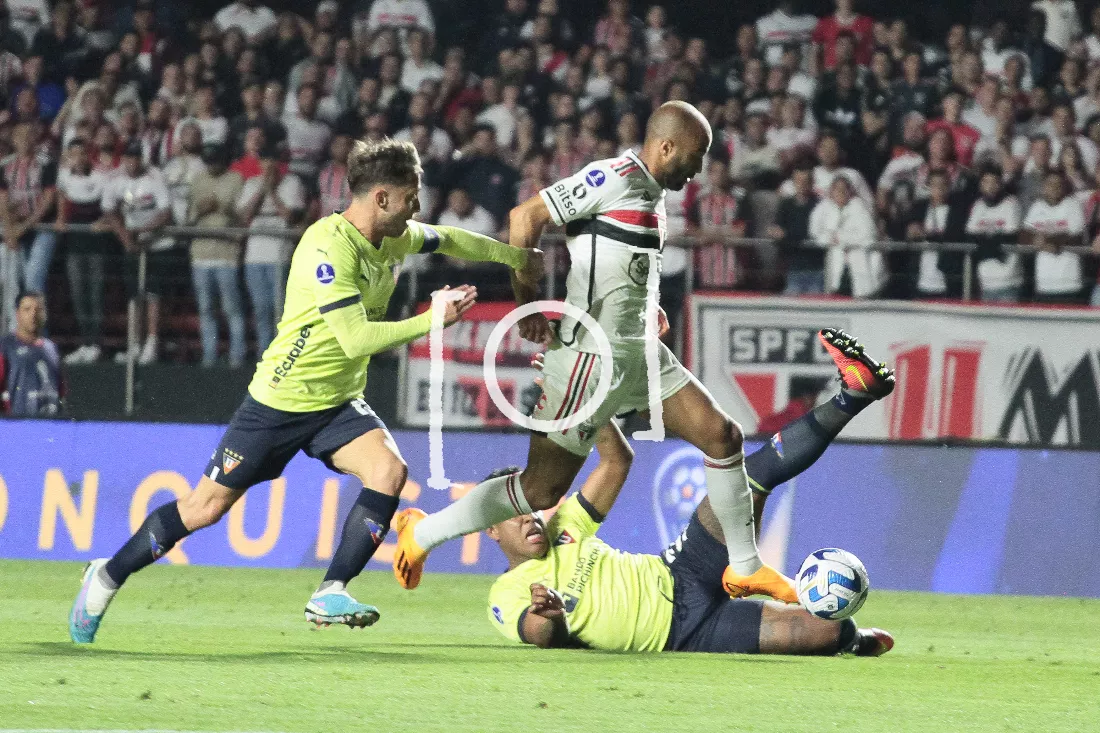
[492,605,504,624]
[315,263,336,284]
[584,169,606,187]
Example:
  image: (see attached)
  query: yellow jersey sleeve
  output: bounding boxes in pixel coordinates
[487,572,533,644]
[546,495,601,544]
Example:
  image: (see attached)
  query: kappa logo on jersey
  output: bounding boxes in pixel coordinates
[222,449,244,474]
[555,530,576,546]
[491,605,504,624]
[585,169,606,187]
[651,446,708,548]
[315,262,336,284]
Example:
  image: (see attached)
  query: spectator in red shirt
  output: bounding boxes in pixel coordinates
[812,0,873,69]
[926,88,981,166]
[690,157,751,290]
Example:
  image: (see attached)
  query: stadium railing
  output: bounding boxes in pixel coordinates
[7,223,1096,416]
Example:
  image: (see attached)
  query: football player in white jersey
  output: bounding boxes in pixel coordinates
[395,102,806,603]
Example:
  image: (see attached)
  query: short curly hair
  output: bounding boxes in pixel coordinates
[347,138,422,197]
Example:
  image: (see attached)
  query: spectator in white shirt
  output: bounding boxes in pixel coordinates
[7,0,48,47]
[393,91,453,163]
[810,174,887,298]
[1032,0,1082,52]
[236,150,306,351]
[98,143,172,365]
[214,0,277,44]
[438,187,496,238]
[1084,5,1100,65]
[476,78,523,148]
[967,167,1024,303]
[1021,170,1086,303]
[356,0,435,52]
[756,0,818,67]
[283,84,332,181]
[401,28,443,94]
[962,76,1000,140]
[56,138,110,364]
[768,94,817,167]
[160,122,207,238]
[1050,102,1099,172]
[174,85,228,148]
[781,132,873,205]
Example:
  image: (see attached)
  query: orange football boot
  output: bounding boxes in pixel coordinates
[393,508,428,590]
[722,563,799,603]
[818,328,895,399]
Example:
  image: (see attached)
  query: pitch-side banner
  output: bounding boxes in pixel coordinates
[2,420,1099,597]
[688,295,1100,448]
[402,301,547,428]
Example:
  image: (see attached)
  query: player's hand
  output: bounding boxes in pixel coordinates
[519,312,553,346]
[656,306,670,338]
[439,284,478,326]
[516,247,545,286]
[529,583,565,619]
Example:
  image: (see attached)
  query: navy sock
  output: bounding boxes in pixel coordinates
[322,488,400,585]
[104,501,190,586]
[745,391,874,494]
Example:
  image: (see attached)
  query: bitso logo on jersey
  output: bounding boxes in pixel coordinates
[315,263,336,284]
[585,169,606,187]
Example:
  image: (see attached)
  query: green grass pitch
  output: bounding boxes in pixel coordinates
[0,560,1097,733]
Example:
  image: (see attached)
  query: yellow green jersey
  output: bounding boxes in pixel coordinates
[248,213,526,412]
[487,495,674,652]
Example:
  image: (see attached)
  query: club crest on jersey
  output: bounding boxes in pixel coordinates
[222,449,243,474]
[315,263,336,284]
[585,169,606,187]
[628,252,651,286]
[555,530,576,546]
[562,593,579,613]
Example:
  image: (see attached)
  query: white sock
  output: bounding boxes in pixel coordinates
[414,473,532,552]
[85,565,119,616]
[314,580,346,595]
[703,453,763,575]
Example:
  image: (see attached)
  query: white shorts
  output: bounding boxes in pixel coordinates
[531,340,693,456]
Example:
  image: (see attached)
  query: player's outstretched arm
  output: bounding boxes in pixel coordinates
[509,195,555,343]
[577,421,634,520]
[430,224,542,282]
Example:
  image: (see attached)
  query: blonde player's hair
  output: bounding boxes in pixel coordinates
[347,138,423,196]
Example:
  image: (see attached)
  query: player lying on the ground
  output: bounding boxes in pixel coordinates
[395,101,801,604]
[68,138,543,643]
[484,329,895,655]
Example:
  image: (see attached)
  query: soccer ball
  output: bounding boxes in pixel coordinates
[796,548,869,620]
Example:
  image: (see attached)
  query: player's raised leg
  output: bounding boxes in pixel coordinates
[743,327,895,527]
[661,378,800,602]
[306,427,407,627]
[69,475,242,643]
[394,433,588,589]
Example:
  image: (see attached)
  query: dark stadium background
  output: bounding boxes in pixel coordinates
[179,0,1035,49]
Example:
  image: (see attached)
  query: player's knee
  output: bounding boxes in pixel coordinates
[178,491,232,530]
[365,455,408,495]
[702,416,744,458]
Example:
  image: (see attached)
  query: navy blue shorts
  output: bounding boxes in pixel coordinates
[204,395,387,491]
[661,513,764,654]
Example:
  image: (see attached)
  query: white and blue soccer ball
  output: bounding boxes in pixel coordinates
[796,548,869,620]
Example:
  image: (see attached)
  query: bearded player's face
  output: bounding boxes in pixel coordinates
[381,182,421,237]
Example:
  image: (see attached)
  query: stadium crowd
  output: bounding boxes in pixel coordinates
[0,0,1099,371]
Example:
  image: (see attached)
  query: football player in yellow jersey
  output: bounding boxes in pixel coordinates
[69,138,543,643]
[485,330,895,656]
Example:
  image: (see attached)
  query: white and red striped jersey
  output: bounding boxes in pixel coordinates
[539,149,666,355]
